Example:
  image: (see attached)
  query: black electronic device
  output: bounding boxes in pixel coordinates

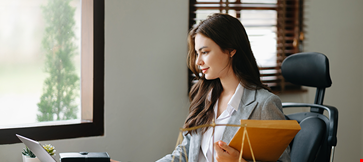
[59,152,110,162]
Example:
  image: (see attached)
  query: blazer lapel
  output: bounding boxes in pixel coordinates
[221,87,258,144]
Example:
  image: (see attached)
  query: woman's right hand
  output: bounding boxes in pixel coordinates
[214,140,247,162]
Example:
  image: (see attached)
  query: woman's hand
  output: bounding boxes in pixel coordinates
[110,159,119,162]
[214,140,247,162]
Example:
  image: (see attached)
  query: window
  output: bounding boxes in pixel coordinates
[0,0,104,144]
[188,0,304,93]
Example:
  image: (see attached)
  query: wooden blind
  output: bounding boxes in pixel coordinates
[188,0,304,93]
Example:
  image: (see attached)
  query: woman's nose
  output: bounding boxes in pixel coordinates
[196,55,204,66]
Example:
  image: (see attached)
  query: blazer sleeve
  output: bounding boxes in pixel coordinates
[259,94,285,120]
[156,132,190,162]
[249,92,291,162]
[265,94,291,162]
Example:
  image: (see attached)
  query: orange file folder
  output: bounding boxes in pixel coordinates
[229,120,301,162]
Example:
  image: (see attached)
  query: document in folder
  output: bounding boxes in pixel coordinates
[229,120,301,162]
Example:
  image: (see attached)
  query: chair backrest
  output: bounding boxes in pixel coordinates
[289,116,325,162]
[281,52,332,113]
[281,52,338,162]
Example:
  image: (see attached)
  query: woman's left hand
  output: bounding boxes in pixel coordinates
[214,140,246,162]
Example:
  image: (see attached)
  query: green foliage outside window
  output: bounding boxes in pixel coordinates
[37,0,79,122]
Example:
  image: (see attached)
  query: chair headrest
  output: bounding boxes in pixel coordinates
[281,52,332,88]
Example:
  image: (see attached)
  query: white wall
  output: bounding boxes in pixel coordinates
[280,0,363,161]
[306,0,363,161]
[1,0,363,161]
[103,0,189,161]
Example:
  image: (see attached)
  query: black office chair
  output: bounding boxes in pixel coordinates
[280,52,338,162]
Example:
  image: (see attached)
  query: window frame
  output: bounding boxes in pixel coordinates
[0,0,105,145]
[188,0,305,93]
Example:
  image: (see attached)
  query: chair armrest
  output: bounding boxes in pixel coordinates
[282,102,338,147]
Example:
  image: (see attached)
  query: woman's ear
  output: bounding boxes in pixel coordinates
[230,49,237,57]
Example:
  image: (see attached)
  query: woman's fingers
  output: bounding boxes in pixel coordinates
[217,141,239,156]
[214,140,246,162]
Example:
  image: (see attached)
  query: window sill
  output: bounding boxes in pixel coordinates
[271,88,308,95]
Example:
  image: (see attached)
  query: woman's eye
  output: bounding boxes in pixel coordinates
[201,51,208,55]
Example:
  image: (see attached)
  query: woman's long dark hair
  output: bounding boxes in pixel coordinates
[184,13,270,135]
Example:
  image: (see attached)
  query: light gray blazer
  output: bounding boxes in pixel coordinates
[156,87,290,162]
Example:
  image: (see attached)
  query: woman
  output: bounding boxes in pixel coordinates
[156,13,290,162]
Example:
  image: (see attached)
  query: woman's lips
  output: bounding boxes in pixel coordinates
[202,68,209,73]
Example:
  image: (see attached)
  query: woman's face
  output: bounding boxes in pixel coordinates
[194,33,234,80]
